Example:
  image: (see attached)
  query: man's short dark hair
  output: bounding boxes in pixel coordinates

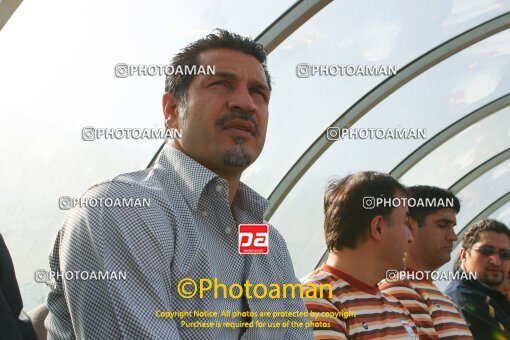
[324,171,409,251]
[164,28,271,102]
[407,185,460,227]
[462,219,510,250]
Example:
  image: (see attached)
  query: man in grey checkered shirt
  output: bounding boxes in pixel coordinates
[45,29,314,339]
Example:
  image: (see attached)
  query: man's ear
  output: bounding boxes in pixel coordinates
[408,217,419,238]
[460,247,468,261]
[163,92,181,129]
[370,215,385,242]
[459,247,469,271]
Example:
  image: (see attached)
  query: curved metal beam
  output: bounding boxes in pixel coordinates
[147,0,332,168]
[255,0,332,53]
[0,0,22,31]
[265,12,510,220]
[392,94,510,179]
[453,192,510,249]
[450,148,510,194]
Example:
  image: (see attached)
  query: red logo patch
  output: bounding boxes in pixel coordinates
[238,224,269,254]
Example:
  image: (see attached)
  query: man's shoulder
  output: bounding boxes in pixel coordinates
[87,172,147,196]
[379,278,414,292]
[266,224,285,245]
[79,166,179,205]
[300,268,361,304]
[379,279,427,303]
[445,278,481,306]
[60,166,183,231]
[301,267,336,287]
[261,224,299,274]
[301,269,346,313]
[383,279,445,297]
[106,166,167,194]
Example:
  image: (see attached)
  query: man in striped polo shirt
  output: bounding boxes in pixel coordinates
[302,171,418,339]
[379,186,472,339]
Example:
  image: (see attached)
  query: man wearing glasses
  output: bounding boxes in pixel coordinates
[446,219,510,339]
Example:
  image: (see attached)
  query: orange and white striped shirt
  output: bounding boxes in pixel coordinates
[302,264,418,339]
[379,269,472,339]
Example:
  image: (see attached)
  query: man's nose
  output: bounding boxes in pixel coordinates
[488,253,502,266]
[447,228,458,242]
[227,86,256,113]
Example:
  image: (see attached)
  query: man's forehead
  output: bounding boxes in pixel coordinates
[477,231,510,247]
[197,49,267,81]
[428,208,457,222]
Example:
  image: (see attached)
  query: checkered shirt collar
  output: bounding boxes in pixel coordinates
[155,143,268,219]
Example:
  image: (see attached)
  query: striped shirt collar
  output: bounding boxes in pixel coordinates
[154,143,268,219]
[321,263,379,295]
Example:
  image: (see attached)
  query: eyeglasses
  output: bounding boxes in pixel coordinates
[472,246,510,260]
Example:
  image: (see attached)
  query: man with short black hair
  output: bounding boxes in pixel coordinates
[379,185,472,338]
[46,29,313,339]
[445,219,510,339]
[302,171,418,339]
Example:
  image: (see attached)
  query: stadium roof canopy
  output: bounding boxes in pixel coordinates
[1,0,509,309]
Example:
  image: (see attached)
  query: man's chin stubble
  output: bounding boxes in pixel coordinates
[484,274,503,286]
[223,138,252,168]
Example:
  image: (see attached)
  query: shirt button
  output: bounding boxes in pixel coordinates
[201,210,208,218]
[215,184,224,192]
[224,227,232,234]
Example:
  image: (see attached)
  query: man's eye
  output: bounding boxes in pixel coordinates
[480,247,495,255]
[500,251,510,260]
[211,81,227,87]
[251,89,268,101]
[251,90,264,98]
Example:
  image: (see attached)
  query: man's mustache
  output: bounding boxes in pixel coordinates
[215,110,260,136]
[487,265,503,272]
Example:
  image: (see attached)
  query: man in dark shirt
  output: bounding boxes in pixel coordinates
[0,233,37,340]
[445,219,510,339]
[496,270,510,301]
